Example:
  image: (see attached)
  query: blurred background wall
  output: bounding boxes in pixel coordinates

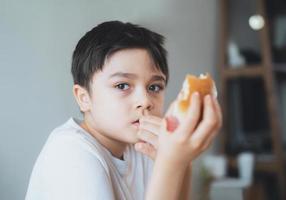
[0,0,218,199]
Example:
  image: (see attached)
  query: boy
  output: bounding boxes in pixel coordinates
[25,21,222,200]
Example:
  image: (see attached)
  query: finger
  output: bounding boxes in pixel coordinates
[191,95,219,147]
[200,97,222,150]
[202,130,219,150]
[140,119,161,136]
[176,92,202,136]
[140,115,163,126]
[134,142,156,160]
[137,129,158,148]
[213,97,223,128]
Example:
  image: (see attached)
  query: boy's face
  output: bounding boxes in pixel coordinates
[81,48,166,144]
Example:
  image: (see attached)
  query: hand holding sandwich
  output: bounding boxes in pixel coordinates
[137,74,222,200]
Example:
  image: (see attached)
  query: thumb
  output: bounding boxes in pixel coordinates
[134,142,156,160]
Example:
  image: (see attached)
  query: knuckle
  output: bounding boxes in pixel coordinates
[191,140,202,150]
[204,118,217,128]
[215,118,223,130]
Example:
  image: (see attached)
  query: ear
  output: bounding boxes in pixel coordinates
[73,84,92,112]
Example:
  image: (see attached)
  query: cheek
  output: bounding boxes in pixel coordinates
[94,95,127,118]
[156,106,164,117]
[91,102,126,130]
[152,97,164,117]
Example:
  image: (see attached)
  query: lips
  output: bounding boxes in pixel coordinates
[132,119,140,127]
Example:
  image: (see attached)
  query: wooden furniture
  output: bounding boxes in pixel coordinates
[218,0,286,199]
[244,182,266,200]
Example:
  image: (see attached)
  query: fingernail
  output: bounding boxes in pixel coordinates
[166,116,179,132]
[193,92,199,98]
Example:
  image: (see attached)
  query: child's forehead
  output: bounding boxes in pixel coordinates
[94,67,166,83]
[99,49,165,79]
[92,64,166,84]
[105,48,154,66]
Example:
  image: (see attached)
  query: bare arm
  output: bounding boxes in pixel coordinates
[180,165,192,200]
[145,158,188,200]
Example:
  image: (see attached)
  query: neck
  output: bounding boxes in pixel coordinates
[80,117,127,160]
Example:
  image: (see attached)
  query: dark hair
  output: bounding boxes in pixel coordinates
[71,21,168,93]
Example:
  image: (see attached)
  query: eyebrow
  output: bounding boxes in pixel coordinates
[109,72,166,83]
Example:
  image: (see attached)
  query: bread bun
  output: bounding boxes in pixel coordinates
[173,73,217,120]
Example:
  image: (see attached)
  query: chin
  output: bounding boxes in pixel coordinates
[124,129,140,144]
[126,134,140,144]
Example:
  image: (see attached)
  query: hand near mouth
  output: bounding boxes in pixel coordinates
[135,115,163,160]
[135,103,178,160]
[135,94,222,166]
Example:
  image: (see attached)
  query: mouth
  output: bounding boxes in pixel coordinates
[132,119,140,127]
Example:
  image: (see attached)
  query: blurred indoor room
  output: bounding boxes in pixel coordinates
[1,0,286,200]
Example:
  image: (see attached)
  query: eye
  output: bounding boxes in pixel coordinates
[115,83,130,91]
[149,84,164,93]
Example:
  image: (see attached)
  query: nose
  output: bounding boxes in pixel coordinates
[134,88,154,112]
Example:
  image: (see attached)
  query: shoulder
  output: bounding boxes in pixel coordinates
[39,118,110,168]
[30,117,113,183]
[38,126,109,173]
[26,126,115,200]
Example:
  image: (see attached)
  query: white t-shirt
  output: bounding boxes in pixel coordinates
[25,118,154,200]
